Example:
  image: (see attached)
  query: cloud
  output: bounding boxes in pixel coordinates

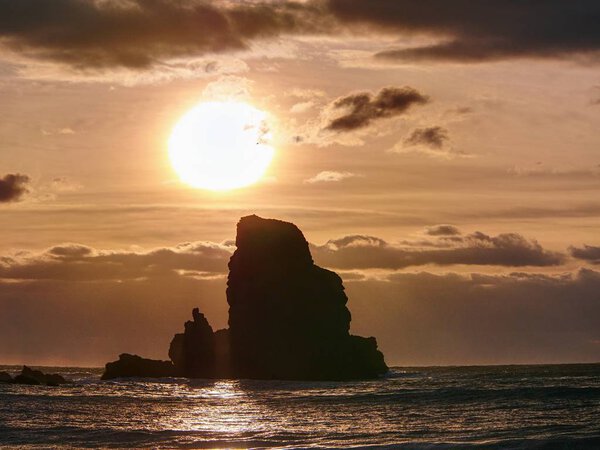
[290,101,315,114]
[346,268,600,365]
[0,235,598,366]
[287,88,326,99]
[0,241,233,281]
[391,126,469,159]
[312,230,564,269]
[328,0,600,63]
[404,126,449,149]
[0,173,30,203]
[304,171,358,183]
[49,177,82,193]
[0,0,328,70]
[202,75,253,100]
[570,245,600,264]
[507,164,600,178]
[424,224,461,236]
[325,86,429,131]
[3,263,599,366]
[47,243,94,259]
[0,275,229,366]
[1,0,599,74]
[445,106,473,116]
[326,235,387,249]
[41,127,75,136]
[17,54,251,85]
[0,227,566,283]
[0,238,233,364]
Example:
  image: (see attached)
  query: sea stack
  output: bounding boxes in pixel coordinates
[227,215,387,380]
[168,308,217,378]
[102,215,387,380]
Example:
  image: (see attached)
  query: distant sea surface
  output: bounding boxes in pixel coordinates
[1,364,600,449]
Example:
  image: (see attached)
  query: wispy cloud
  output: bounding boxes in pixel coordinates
[304,171,359,184]
[325,87,429,132]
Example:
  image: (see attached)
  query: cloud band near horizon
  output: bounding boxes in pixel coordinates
[1,225,591,284]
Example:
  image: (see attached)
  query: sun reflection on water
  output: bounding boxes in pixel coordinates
[158,380,267,436]
[3,366,599,448]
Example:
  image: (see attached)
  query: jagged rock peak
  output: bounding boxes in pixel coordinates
[169,307,216,378]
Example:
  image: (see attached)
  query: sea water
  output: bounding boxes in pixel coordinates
[1,364,599,448]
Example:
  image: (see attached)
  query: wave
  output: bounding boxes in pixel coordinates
[2,424,599,450]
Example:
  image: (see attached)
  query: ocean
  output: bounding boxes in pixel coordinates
[1,364,599,449]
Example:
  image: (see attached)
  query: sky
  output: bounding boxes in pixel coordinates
[1,0,600,367]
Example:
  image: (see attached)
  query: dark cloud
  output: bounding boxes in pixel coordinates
[3,265,599,366]
[449,106,473,115]
[0,0,327,69]
[347,268,600,365]
[0,229,564,283]
[0,173,30,203]
[2,1,597,70]
[570,245,600,264]
[0,236,597,366]
[424,224,461,236]
[326,87,429,131]
[328,0,600,63]
[313,230,564,269]
[0,241,233,281]
[0,275,228,366]
[404,126,449,149]
[47,244,94,259]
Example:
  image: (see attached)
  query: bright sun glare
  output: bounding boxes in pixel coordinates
[169,101,274,191]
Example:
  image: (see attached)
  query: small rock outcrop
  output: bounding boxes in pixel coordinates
[11,366,70,386]
[169,308,217,378]
[101,354,176,380]
[13,374,40,385]
[102,215,387,381]
[0,371,13,383]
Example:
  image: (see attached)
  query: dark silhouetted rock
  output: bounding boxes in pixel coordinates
[101,354,176,380]
[0,371,13,383]
[103,215,387,380]
[169,308,216,377]
[45,373,69,386]
[226,215,388,380]
[13,366,71,386]
[21,366,47,384]
[213,328,232,377]
[13,374,41,385]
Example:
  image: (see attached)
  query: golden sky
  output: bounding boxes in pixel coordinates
[1,0,600,366]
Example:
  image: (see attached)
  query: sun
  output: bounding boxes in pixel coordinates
[168,101,274,191]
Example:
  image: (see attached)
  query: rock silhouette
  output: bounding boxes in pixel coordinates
[102,354,175,380]
[102,215,387,380]
[11,366,70,386]
[0,372,12,383]
[227,215,387,380]
[169,308,217,378]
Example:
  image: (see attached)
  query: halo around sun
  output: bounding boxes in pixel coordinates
[168,101,274,191]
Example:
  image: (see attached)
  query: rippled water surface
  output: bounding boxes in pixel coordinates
[1,364,600,448]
